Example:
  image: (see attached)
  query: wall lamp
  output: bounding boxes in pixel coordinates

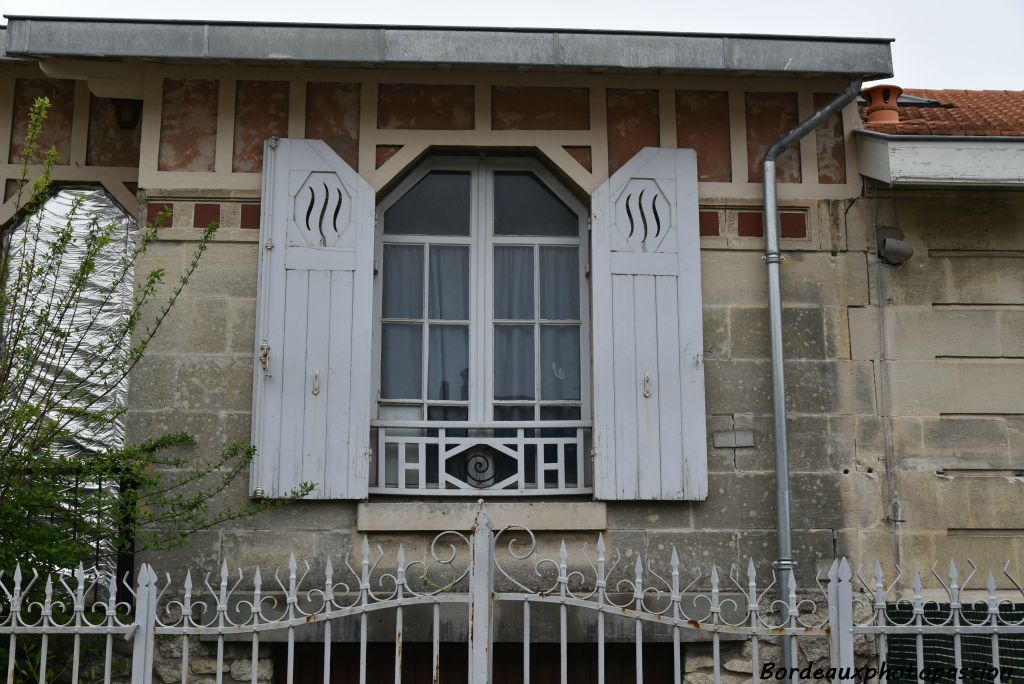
[112,99,143,130]
[878,236,914,265]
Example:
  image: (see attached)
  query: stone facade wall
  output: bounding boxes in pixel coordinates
[2,60,1022,666]
[849,188,1024,574]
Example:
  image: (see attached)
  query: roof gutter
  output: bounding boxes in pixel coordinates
[2,16,894,77]
[761,77,862,677]
[856,129,1024,143]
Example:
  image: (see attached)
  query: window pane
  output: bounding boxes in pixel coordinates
[539,406,582,421]
[540,325,580,400]
[384,171,471,236]
[494,172,578,236]
[429,246,469,320]
[494,405,535,422]
[494,246,533,320]
[494,324,534,400]
[379,404,422,420]
[539,246,579,320]
[427,406,469,421]
[428,325,469,401]
[382,244,423,319]
[381,323,422,399]
[540,405,580,436]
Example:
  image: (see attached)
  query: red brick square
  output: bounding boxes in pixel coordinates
[240,203,261,229]
[698,210,720,236]
[737,211,764,237]
[193,202,220,229]
[146,202,173,227]
[780,212,807,238]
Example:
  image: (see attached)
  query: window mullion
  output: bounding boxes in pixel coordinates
[476,159,491,422]
[533,243,541,420]
[421,246,429,417]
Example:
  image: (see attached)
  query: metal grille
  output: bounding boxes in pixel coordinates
[853,562,1024,682]
[884,605,1024,680]
[372,421,591,495]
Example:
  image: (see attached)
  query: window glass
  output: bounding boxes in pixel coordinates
[378,159,586,427]
[427,406,469,421]
[378,405,422,420]
[540,325,581,400]
[494,171,578,236]
[494,246,533,320]
[539,246,579,320]
[539,406,582,421]
[494,324,535,400]
[494,405,535,422]
[382,244,423,319]
[384,171,471,236]
[427,325,469,401]
[380,323,422,399]
[428,246,469,320]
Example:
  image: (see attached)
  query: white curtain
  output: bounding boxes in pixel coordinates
[494,246,533,319]
[428,325,469,400]
[539,246,579,320]
[494,325,534,400]
[382,244,423,319]
[428,246,469,320]
[380,323,421,399]
[540,326,580,400]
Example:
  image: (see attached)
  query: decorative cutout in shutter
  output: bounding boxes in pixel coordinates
[591,147,708,501]
[251,139,375,499]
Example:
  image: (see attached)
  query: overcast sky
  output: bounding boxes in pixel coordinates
[4,0,1023,89]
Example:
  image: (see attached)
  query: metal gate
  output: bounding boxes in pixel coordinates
[3,511,1023,683]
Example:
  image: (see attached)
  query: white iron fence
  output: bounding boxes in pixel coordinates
[2,512,1023,683]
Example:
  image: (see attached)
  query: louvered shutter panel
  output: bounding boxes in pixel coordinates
[251,139,374,499]
[591,147,707,501]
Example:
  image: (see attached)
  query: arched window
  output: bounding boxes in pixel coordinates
[372,157,591,494]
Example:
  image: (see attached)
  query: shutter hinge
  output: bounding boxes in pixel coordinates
[259,341,271,378]
[363,448,373,461]
[373,260,379,276]
[587,216,594,232]
[265,239,274,251]
[269,137,279,150]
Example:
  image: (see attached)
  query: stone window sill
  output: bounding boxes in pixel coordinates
[356,501,607,532]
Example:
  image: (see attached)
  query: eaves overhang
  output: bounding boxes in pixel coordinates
[0,26,31,63]
[3,16,893,78]
[856,129,1024,187]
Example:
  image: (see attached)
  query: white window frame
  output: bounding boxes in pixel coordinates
[372,155,591,425]
[369,155,593,496]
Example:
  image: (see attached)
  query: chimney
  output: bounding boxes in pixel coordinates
[861,84,903,123]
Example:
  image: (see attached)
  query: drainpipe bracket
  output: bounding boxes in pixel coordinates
[762,252,785,265]
[772,558,797,571]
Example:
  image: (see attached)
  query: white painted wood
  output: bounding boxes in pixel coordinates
[251,138,375,499]
[591,147,708,501]
[855,133,1024,186]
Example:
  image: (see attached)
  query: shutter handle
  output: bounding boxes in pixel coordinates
[312,371,320,396]
[642,372,652,398]
[259,341,271,378]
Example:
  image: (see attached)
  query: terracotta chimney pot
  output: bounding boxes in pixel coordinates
[862,84,903,123]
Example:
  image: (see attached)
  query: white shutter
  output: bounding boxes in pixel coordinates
[251,139,374,499]
[591,147,707,501]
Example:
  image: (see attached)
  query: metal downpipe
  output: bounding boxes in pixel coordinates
[761,78,863,674]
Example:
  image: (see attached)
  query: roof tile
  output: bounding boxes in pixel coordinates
[861,88,1024,136]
